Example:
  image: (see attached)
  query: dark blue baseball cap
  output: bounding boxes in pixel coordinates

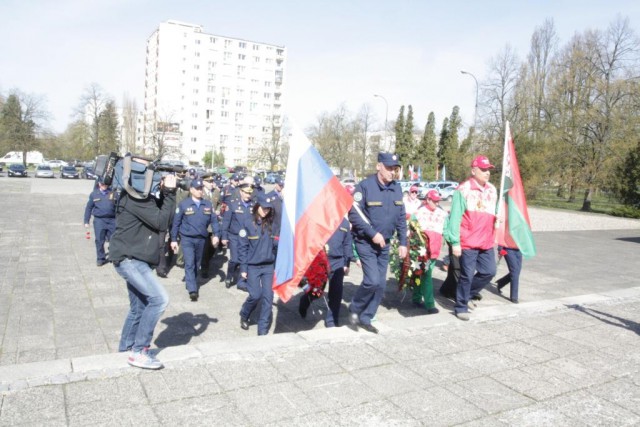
[275,177,285,187]
[378,152,400,167]
[231,173,240,181]
[190,178,204,189]
[256,193,274,208]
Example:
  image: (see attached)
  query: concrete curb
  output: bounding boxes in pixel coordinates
[3,286,640,393]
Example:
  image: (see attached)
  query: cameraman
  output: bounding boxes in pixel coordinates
[110,170,177,370]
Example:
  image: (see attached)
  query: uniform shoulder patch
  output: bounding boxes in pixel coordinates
[354,192,362,202]
[175,207,180,214]
[239,229,247,238]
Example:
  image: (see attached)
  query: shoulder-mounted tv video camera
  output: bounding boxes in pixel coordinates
[94,152,190,199]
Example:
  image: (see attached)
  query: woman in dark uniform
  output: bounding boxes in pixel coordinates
[238,193,279,335]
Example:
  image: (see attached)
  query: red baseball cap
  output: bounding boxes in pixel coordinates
[471,155,495,169]
[426,190,441,201]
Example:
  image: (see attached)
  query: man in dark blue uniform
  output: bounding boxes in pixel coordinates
[252,175,265,199]
[348,152,407,333]
[84,177,117,266]
[170,179,220,301]
[220,173,240,205]
[221,181,254,289]
[267,177,284,235]
[298,217,353,327]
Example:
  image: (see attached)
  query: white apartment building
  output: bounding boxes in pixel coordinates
[144,20,286,167]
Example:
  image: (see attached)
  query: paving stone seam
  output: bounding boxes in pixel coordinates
[2,288,640,394]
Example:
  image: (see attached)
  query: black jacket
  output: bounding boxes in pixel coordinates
[109,192,176,266]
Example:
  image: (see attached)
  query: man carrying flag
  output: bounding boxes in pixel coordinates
[348,152,407,333]
[495,121,537,303]
[273,128,352,304]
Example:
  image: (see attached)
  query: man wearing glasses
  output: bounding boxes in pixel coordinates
[348,152,407,333]
[446,155,498,321]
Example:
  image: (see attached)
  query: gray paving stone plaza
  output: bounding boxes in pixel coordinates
[1,176,640,425]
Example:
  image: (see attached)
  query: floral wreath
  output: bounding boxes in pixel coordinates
[299,247,330,298]
[390,219,430,291]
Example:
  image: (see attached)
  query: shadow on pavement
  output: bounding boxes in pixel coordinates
[567,304,640,336]
[154,312,219,348]
[616,236,640,244]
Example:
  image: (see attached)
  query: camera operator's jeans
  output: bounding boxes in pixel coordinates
[115,259,169,352]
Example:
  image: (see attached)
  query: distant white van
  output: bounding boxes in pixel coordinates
[1,151,45,165]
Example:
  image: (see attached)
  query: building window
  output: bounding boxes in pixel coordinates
[264,93,271,99]
[195,52,200,57]
[237,65,245,75]
[195,39,201,44]
[238,54,246,60]
[265,58,273,64]
[191,137,197,142]
[235,113,243,121]
[239,42,246,48]
[253,56,260,63]
[221,111,229,117]
[224,52,232,60]
[236,100,243,107]
[220,135,228,143]
[207,85,215,92]
[221,99,229,106]
[222,87,230,97]
[264,81,271,87]
[224,39,231,48]
[252,44,259,51]
[194,77,199,82]
[192,125,198,130]
[210,37,216,43]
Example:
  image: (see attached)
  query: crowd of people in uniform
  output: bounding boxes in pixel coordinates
[82,153,523,369]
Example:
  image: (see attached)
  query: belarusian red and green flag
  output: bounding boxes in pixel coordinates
[496,121,537,259]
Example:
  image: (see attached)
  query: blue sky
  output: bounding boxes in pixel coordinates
[1,0,639,134]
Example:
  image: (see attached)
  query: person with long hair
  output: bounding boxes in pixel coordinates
[238,193,279,335]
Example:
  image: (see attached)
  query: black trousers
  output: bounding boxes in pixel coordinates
[439,243,460,298]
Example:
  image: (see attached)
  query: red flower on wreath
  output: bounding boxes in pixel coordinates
[299,249,330,298]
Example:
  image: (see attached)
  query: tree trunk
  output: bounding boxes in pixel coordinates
[568,182,576,203]
[581,188,593,211]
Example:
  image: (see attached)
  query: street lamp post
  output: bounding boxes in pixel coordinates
[373,94,389,151]
[460,70,479,127]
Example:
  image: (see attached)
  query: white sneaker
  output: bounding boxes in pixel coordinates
[128,348,163,370]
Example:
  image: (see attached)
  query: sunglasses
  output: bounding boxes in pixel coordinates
[410,191,418,194]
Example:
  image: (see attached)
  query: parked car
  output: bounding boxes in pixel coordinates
[60,166,80,179]
[35,164,55,178]
[81,166,97,180]
[8,164,28,177]
[437,185,457,202]
[47,159,67,169]
[264,173,278,184]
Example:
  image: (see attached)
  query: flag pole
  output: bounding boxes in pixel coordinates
[496,121,510,227]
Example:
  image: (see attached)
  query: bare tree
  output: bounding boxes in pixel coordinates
[76,83,111,157]
[249,116,289,170]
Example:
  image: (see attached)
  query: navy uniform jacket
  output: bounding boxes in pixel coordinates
[220,184,237,205]
[84,188,117,223]
[238,217,278,274]
[221,197,254,240]
[171,197,220,241]
[349,174,407,246]
[326,217,353,272]
[267,189,283,235]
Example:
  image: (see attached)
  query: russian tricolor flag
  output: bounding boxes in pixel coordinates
[273,128,353,302]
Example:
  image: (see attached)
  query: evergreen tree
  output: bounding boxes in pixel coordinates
[393,105,405,157]
[616,139,640,208]
[437,117,449,168]
[98,100,119,155]
[416,112,438,181]
[403,105,415,167]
